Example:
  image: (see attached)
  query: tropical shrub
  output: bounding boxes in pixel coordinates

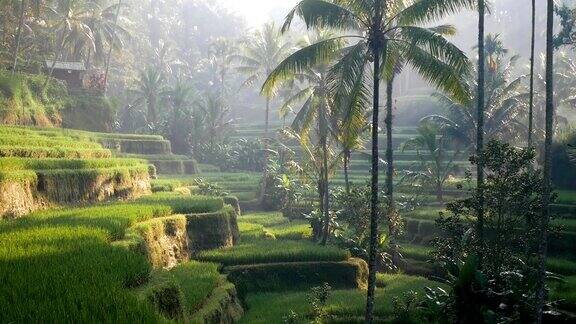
[429,141,558,323]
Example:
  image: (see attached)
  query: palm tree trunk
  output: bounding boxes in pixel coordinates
[535,1,555,321]
[385,77,399,266]
[320,135,330,245]
[320,97,330,245]
[528,0,536,149]
[344,149,351,195]
[11,0,27,75]
[258,97,271,205]
[476,0,486,261]
[104,0,122,94]
[366,4,386,320]
[42,31,67,91]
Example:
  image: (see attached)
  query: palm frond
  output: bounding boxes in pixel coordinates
[283,0,362,33]
[396,0,477,26]
[262,37,346,97]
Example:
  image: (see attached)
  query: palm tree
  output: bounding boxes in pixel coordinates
[476,0,486,260]
[263,31,344,245]
[401,121,459,202]
[528,0,536,149]
[198,93,234,151]
[336,112,369,195]
[43,0,95,89]
[207,37,236,99]
[168,80,196,153]
[131,67,169,132]
[70,0,128,66]
[535,0,555,321]
[278,1,474,321]
[101,0,129,91]
[234,22,291,203]
[11,0,41,74]
[425,54,527,150]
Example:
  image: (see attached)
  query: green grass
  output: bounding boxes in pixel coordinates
[136,261,223,317]
[0,203,173,322]
[136,192,224,214]
[196,239,349,266]
[239,212,311,240]
[239,212,289,227]
[0,192,237,322]
[0,145,112,159]
[556,190,576,205]
[150,179,183,192]
[552,218,576,233]
[404,206,446,221]
[547,258,576,276]
[551,276,576,312]
[0,157,146,172]
[401,244,433,262]
[240,274,446,323]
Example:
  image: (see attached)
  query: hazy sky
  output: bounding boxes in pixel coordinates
[218,0,299,27]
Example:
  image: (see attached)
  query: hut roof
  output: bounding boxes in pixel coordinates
[45,60,86,71]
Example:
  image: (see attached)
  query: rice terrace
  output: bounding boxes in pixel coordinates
[0,0,576,323]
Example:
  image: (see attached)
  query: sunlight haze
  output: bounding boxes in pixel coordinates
[218,0,299,26]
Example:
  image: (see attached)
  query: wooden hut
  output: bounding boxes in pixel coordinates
[44,60,86,89]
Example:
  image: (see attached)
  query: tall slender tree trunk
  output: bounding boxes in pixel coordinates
[320,95,330,245]
[104,0,123,94]
[535,1,555,321]
[366,4,386,320]
[528,0,536,149]
[11,0,27,75]
[258,97,271,205]
[43,31,67,91]
[385,77,399,266]
[344,149,351,195]
[320,135,330,245]
[476,0,486,260]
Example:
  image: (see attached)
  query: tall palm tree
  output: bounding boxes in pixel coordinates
[207,37,236,99]
[131,67,169,132]
[11,0,41,74]
[401,121,459,202]
[425,54,527,150]
[476,0,486,254]
[72,0,128,66]
[278,1,474,321]
[43,0,95,89]
[535,0,555,321]
[263,31,344,245]
[198,93,234,151]
[168,79,196,153]
[234,22,291,203]
[102,0,128,92]
[528,0,536,149]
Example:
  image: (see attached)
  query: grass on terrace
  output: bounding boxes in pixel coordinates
[0,194,225,323]
[240,273,446,323]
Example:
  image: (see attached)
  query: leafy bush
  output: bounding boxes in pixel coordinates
[197,138,266,172]
[0,71,67,126]
[62,95,116,132]
[429,141,558,323]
